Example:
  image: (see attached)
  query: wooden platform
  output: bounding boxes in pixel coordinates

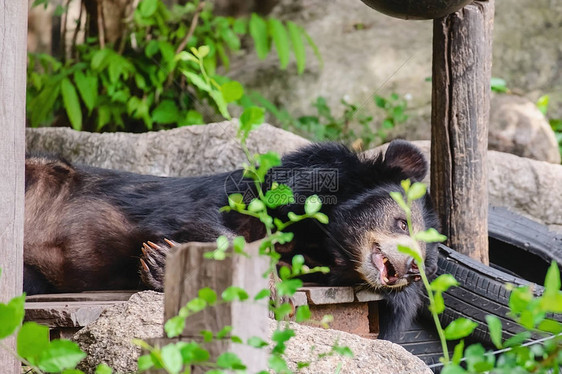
[25,287,383,339]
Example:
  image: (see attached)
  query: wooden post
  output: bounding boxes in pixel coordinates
[149,241,269,373]
[430,0,494,264]
[0,0,28,371]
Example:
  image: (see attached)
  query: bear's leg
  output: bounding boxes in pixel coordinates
[139,240,175,292]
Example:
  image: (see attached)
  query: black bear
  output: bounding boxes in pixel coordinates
[24,140,439,339]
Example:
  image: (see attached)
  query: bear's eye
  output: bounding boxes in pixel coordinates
[397,219,408,232]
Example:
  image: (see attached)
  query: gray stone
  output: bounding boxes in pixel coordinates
[368,141,562,232]
[73,291,164,373]
[72,291,430,374]
[488,94,560,164]
[26,121,310,177]
[279,322,432,374]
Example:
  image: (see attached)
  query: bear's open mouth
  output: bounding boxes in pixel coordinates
[371,252,400,286]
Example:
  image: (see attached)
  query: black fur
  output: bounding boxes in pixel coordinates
[24,140,439,339]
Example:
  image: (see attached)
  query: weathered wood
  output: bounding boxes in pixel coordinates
[25,300,127,328]
[161,241,269,373]
[430,0,494,264]
[0,1,28,371]
[26,290,137,303]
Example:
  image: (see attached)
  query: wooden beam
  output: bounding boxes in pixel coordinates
[149,241,269,373]
[430,0,494,264]
[0,0,28,371]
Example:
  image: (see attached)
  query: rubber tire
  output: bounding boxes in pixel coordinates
[389,244,549,371]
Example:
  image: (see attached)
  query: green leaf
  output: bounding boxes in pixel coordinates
[271,328,295,354]
[407,182,427,201]
[441,364,467,374]
[239,106,265,141]
[304,195,322,215]
[217,352,245,370]
[485,315,503,349]
[430,291,445,315]
[313,212,329,224]
[536,94,549,115]
[264,184,294,208]
[37,339,86,372]
[414,228,447,243]
[209,89,231,119]
[544,261,561,295]
[232,236,246,254]
[247,336,268,348]
[537,318,562,334]
[287,21,306,74]
[451,340,465,365]
[91,49,112,71]
[61,78,83,131]
[254,289,270,300]
[490,77,508,93]
[95,363,113,374]
[73,71,97,113]
[509,286,533,314]
[539,291,562,313]
[249,14,269,59]
[503,331,531,347]
[248,198,266,213]
[227,193,246,211]
[216,325,233,339]
[183,71,211,92]
[269,354,290,372]
[268,19,290,69]
[390,191,410,215]
[161,344,182,374]
[164,316,185,338]
[17,322,50,363]
[200,330,213,343]
[273,303,293,321]
[444,318,478,340]
[187,298,207,313]
[277,278,302,297]
[198,288,217,306]
[139,0,158,17]
[221,81,244,103]
[396,244,423,266]
[0,294,25,339]
[137,355,154,371]
[178,110,203,127]
[255,152,282,182]
[430,274,459,292]
[216,235,229,252]
[222,286,249,302]
[295,305,311,322]
[151,100,180,124]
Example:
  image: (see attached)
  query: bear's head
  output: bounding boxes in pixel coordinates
[326,140,439,290]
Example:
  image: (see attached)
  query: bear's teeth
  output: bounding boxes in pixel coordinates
[382,257,388,264]
[383,276,389,283]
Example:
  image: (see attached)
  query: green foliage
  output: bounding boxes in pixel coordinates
[392,181,562,372]
[27,0,318,133]
[491,77,509,93]
[536,95,562,162]
[247,93,409,151]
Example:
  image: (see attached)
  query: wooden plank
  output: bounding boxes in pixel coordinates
[0,0,28,371]
[430,0,495,264]
[158,241,269,373]
[26,291,137,303]
[25,300,127,328]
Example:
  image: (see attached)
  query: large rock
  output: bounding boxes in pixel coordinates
[226,0,562,157]
[488,94,560,164]
[73,291,431,374]
[74,291,164,373]
[368,141,562,232]
[26,121,310,177]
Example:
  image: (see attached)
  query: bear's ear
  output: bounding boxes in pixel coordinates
[383,140,428,181]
